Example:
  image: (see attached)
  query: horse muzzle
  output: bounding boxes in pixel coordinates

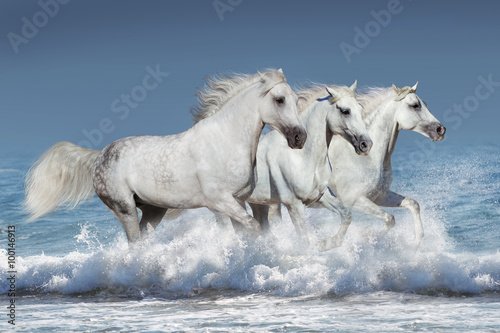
[354,135,373,155]
[285,126,307,149]
[428,122,446,142]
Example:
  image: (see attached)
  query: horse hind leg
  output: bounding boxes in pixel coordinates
[138,205,167,239]
[249,203,271,232]
[101,196,141,244]
[95,181,142,244]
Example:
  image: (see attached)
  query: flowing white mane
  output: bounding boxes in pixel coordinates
[295,83,355,114]
[358,87,394,122]
[359,86,414,124]
[191,69,286,123]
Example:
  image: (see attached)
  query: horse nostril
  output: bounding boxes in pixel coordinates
[437,125,446,136]
[358,138,372,154]
[295,133,306,145]
[292,128,306,148]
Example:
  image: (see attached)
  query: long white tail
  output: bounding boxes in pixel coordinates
[25,142,101,221]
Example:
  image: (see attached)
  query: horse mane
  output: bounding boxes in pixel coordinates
[357,87,394,122]
[359,86,414,124]
[295,83,355,114]
[191,69,286,123]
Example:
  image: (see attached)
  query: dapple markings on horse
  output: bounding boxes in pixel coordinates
[25,69,306,244]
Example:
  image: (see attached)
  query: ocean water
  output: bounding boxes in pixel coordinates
[1,140,500,332]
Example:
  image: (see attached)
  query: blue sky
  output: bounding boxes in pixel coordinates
[1,0,499,155]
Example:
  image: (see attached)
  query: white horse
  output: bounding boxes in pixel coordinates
[25,69,307,244]
[314,83,446,251]
[219,82,372,248]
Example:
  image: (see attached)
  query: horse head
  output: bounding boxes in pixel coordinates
[325,81,372,155]
[257,69,307,149]
[392,82,446,141]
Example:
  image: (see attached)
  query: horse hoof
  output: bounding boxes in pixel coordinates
[318,241,329,252]
[318,238,342,252]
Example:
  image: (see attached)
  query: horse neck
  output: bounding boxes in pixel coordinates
[211,85,264,155]
[366,102,400,165]
[301,101,330,161]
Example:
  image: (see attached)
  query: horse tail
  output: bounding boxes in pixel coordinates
[25,141,101,222]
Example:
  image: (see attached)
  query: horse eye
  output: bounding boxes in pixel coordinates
[275,97,285,105]
[412,103,421,109]
[337,105,350,116]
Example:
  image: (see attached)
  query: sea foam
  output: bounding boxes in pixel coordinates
[1,207,499,298]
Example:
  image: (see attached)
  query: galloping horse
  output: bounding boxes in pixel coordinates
[315,83,446,251]
[25,69,307,244]
[242,82,372,248]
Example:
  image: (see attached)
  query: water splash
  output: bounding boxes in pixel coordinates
[1,208,499,298]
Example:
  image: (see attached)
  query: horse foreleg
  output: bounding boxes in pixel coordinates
[374,191,423,247]
[314,191,352,251]
[208,209,238,241]
[284,201,310,249]
[138,205,167,239]
[353,196,395,242]
[214,198,261,234]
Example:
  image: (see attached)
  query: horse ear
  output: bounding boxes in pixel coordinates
[325,85,338,98]
[257,70,265,81]
[392,83,400,94]
[411,81,418,92]
[277,68,283,74]
[350,80,357,92]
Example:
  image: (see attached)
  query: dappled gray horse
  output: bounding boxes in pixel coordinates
[25,69,306,243]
